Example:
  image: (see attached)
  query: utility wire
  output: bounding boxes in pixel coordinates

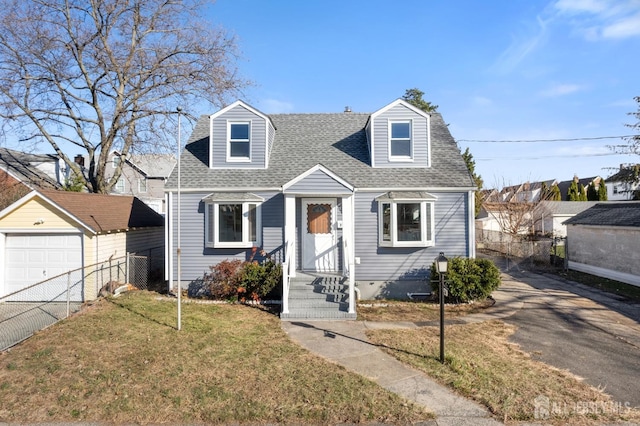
[477,152,624,161]
[458,135,635,143]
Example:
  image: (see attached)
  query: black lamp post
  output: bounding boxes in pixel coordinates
[435,252,448,363]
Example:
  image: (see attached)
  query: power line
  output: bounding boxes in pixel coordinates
[477,152,625,161]
[459,135,635,143]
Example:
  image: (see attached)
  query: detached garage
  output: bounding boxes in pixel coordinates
[0,189,164,301]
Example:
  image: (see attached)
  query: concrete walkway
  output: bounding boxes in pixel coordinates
[282,270,640,425]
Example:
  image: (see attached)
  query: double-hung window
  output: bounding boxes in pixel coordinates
[203,193,262,248]
[114,177,125,193]
[227,121,251,161]
[389,120,413,161]
[377,192,435,247]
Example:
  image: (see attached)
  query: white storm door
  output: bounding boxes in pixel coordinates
[302,199,337,272]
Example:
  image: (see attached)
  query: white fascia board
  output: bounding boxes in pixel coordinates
[370,99,431,121]
[164,186,282,193]
[0,190,96,234]
[357,186,478,192]
[282,164,354,192]
[0,190,39,219]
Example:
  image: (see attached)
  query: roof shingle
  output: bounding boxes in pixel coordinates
[167,111,474,190]
[39,190,164,233]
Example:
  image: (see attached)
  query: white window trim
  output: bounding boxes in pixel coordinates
[378,200,434,247]
[226,121,252,162]
[138,178,147,193]
[114,177,125,193]
[388,119,414,162]
[205,201,261,248]
[112,155,121,168]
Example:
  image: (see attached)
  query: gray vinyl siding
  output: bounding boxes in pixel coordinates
[211,104,267,169]
[371,104,429,168]
[286,169,352,194]
[170,191,283,281]
[353,192,469,281]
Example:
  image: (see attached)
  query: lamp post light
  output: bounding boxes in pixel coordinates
[435,252,448,363]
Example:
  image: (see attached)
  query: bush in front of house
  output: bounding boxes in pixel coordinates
[430,257,501,303]
[204,252,282,302]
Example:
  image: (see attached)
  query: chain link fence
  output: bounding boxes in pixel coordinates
[476,229,554,271]
[1,247,164,351]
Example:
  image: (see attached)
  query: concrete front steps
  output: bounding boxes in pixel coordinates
[280,273,356,320]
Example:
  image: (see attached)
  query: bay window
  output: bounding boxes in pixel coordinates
[377,192,435,247]
[203,193,262,248]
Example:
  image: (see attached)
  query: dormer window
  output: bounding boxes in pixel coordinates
[227,121,251,161]
[389,120,413,161]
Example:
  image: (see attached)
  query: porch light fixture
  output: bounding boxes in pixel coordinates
[434,252,448,364]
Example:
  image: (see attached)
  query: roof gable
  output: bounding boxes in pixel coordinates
[167,107,474,191]
[283,165,354,194]
[0,190,164,234]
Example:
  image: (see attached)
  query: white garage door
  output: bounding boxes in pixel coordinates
[4,233,83,301]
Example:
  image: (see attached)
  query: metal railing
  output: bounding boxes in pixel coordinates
[281,240,293,315]
[0,247,164,351]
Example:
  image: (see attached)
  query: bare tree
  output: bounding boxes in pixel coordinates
[0,0,248,193]
[482,181,557,236]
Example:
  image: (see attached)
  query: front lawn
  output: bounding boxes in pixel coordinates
[0,291,430,424]
[367,320,640,425]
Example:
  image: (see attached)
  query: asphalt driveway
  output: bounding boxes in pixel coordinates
[497,269,640,410]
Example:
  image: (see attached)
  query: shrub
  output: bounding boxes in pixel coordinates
[430,257,501,303]
[203,250,282,302]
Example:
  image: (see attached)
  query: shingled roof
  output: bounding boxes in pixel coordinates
[0,147,61,190]
[564,202,640,228]
[166,112,474,190]
[38,190,164,233]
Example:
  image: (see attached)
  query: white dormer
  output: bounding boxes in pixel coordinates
[365,99,431,168]
[209,100,275,169]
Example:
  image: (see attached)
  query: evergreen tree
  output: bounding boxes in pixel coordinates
[598,182,608,200]
[402,88,438,112]
[587,183,599,201]
[551,184,562,201]
[567,179,580,201]
[461,147,484,217]
[579,184,588,201]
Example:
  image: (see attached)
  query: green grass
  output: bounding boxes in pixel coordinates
[0,291,431,424]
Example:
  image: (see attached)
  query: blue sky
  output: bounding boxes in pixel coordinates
[205,0,640,187]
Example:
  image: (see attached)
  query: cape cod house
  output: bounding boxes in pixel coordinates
[164,99,476,319]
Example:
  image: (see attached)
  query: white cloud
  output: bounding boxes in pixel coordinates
[602,12,640,38]
[539,83,583,97]
[472,96,493,106]
[553,0,640,40]
[260,98,294,113]
[554,0,608,14]
[491,16,551,73]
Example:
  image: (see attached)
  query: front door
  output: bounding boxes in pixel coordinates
[302,199,337,272]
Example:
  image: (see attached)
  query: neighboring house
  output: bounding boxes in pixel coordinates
[564,202,640,287]
[557,176,602,200]
[476,179,558,236]
[605,164,640,201]
[102,151,176,214]
[0,148,65,209]
[533,201,600,237]
[164,99,477,319]
[0,190,164,301]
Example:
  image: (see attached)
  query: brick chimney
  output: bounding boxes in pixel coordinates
[74,154,85,167]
